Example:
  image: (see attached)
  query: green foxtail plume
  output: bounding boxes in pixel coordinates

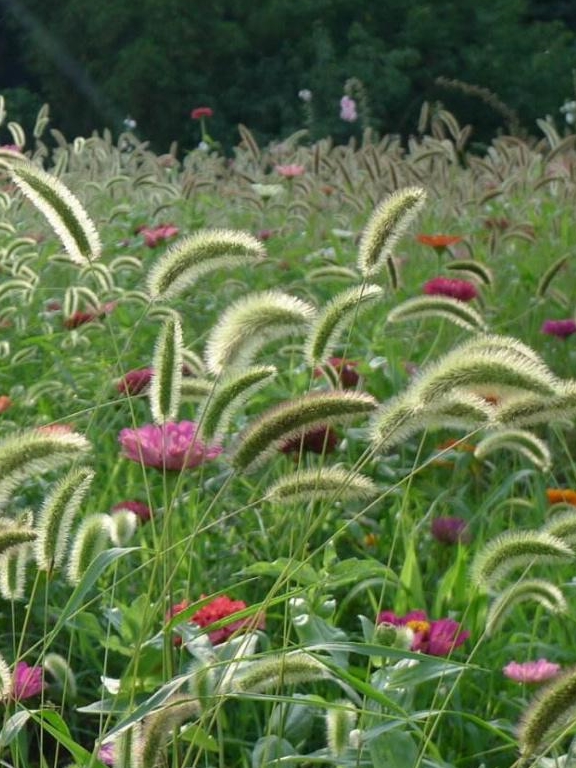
[35,466,95,573]
[474,429,551,471]
[0,428,91,505]
[537,254,570,298]
[305,284,383,366]
[446,260,493,286]
[326,701,357,758]
[470,530,573,589]
[43,652,78,701]
[387,295,487,332]
[230,651,330,693]
[0,541,30,601]
[7,160,101,265]
[265,467,378,504]
[449,333,545,364]
[493,384,576,428]
[109,509,138,547]
[0,651,12,700]
[180,377,214,401]
[198,365,277,441]
[518,666,576,758]
[150,314,183,424]
[205,290,316,374]
[66,513,111,585]
[147,229,266,300]
[233,390,377,471]
[485,578,567,636]
[136,696,199,768]
[543,509,576,546]
[358,187,426,279]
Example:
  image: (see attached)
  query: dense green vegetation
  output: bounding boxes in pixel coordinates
[1,0,576,152]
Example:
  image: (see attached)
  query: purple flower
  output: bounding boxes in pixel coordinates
[98,743,115,766]
[377,610,469,656]
[541,319,576,339]
[503,659,561,684]
[12,661,44,700]
[431,517,471,545]
[340,96,358,122]
[118,421,222,471]
[423,277,478,302]
[111,500,152,523]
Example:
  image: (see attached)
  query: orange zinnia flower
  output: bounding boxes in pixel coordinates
[0,395,12,413]
[416,234,463,250]
[546,489,576,506]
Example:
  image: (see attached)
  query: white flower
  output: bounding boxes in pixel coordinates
[298,89,313,103]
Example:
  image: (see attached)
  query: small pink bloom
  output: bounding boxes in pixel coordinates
[503,659,561,684]
[275,164,305,178]
[168,594,265,645]
[340,95,358,122]
[12,661,44,700]
[119,421,222,471]
[98,743,115,766]
[431,517,471,545]
[377,610,469,656]
[423,277,478,302]
[138,223,180,248]
[111,500,152,523]
[191,107,214,120]
[541,319,576,339]
[0,144,22,153]
[257,229,275,241]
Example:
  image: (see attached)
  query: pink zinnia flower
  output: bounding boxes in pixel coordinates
[118,421,222,471]
[275,164,305,178]
[313,357,360,389]
[98,743,115,766]
[541,319,576,339]
[12,661,44,700]
[0,144,22,154]
[340,96,358,122]
[431,517,471,545]
[377,610,469,656]
[137,223,179,248]
[503,659,561,684]
[280,425,339,455]
[168,594,265,645]
[423,277,478,302]
[190,107,214,120]
[111,500,152,523]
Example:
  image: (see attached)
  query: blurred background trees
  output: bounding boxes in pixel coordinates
[0,0,575,152]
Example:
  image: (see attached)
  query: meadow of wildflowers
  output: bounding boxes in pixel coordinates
[0,95,576,768]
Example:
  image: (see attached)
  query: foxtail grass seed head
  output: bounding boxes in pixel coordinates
[8,160,101,265]
[446,259,493,286]
[150,314,183,424]
[470,530,574,590]
[543,509,576,546]
[265,467,378,504]
[197,365,277,441]
[486,579,567,636]
[387,295,487,332]
[109,510,138,546]
[326,701,358,758]
[0,542,31,601]
[473,429,551,471]
[358,187,426,278]
[518,666,576,758]
[205,290,316,374]
[233,390,377,471]
[305,284,383,366]
[66,513,111,586]
[231,652,330,693]
[0,428,91,506]
[35,466,95,573]
[0,526,36,558]
[494,384,576,428]
[136,697,200,768]
[43,653,78,701]
[0,651,12,700]
[147,228,266,300]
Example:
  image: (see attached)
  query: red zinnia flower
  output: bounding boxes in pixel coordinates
[416,234,463,250]
[117,368,154,395]
[63,302,115,329]
[280,425,339,455]
[190,107,214,120]
[313,357,360,389]
[423,277,478,302]
[377,610,469,656]
[167,594,265,645]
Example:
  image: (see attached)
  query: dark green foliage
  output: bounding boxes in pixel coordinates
[1,0,575,150]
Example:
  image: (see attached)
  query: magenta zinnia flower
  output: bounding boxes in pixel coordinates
[423,277,478,302]
[136,223,179,248]
[111,500,152,523]
[541,319,576,339]
[503,659,561,684]
[12,661,44,700]
[377,610,469,656]
[340,96,358,122]
[117,367,154,395]
[431,517,471,545]
[118,421,222,471]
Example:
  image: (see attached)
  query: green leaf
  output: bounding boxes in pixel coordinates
[240,558,318,586]
[395,540,425,614]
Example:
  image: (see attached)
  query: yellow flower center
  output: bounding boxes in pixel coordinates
[406,620,431,634]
